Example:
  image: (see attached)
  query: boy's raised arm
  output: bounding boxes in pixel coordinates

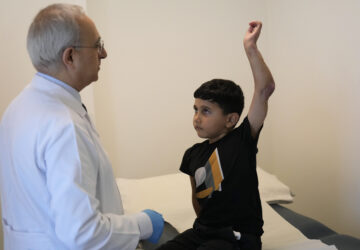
[244,21,275,138]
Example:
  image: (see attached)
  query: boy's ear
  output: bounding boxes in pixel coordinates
[226,113,240,128]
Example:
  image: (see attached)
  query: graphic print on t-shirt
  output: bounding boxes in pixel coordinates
[194,148,224,199]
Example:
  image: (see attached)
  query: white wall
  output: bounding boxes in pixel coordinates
[87,0,360,239]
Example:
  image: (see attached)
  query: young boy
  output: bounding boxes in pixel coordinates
[157,21,275,250]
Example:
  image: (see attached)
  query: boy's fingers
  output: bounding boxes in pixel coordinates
[248,21,262,33]
[249,21,262,27]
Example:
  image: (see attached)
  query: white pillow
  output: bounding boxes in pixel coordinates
[257,167,294,204]
[116,167,293,232]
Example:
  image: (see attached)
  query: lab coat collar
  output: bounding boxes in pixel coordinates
[36,72,80,102]
[30,74,87,118]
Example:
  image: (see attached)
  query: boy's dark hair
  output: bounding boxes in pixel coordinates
[194,79,244,115]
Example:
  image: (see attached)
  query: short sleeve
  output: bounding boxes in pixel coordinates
[179,147,193,175]
[235,116,263,153]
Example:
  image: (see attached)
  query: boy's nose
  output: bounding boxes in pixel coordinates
[194,116,201,126]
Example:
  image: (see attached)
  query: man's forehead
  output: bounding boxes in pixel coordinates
[78,15,99,39]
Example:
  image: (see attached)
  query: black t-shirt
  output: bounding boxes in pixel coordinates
[180,117,264,236]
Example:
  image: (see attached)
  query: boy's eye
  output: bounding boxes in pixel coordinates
[202,108,211,115]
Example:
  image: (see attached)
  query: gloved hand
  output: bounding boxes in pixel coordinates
[142,209,164,243]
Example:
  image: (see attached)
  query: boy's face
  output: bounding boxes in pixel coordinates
[193,98,234,143]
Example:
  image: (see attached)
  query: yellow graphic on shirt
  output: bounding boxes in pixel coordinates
[195,148,224,199]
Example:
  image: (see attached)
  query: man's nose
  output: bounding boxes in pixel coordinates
[100,47,107,59]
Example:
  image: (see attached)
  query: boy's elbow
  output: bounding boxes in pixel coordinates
[263,81,275,100]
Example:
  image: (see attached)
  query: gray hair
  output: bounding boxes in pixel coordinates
[27,4,85,73]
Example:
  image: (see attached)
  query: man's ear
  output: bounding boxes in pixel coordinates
[62,47,75,70]
[226,113,240,128]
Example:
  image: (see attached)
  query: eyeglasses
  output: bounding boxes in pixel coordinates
[73,38,105,54]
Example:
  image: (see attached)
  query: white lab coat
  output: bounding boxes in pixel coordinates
[0,75,152,249]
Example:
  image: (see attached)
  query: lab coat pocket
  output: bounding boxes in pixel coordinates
[3,222,54,250]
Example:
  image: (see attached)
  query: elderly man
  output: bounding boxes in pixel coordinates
[0,4,163,249]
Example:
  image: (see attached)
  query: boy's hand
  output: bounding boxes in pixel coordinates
[243,21,262,52]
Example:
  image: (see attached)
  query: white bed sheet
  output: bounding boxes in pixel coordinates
[262,200,336,250]
[116,170,336,249]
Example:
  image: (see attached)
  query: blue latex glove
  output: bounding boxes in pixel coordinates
[142,209,164,243]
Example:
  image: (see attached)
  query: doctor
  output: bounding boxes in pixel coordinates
[0,3,163,250]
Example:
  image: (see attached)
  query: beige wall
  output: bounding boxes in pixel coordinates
[264,0,360,239]
[87,0,268,178]
[88,0,360,239]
